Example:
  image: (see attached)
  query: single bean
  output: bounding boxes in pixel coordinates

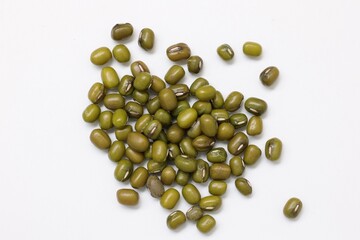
[192,159,210,183]
[235,177,252,196]
[228,132,249,155]
[88,82,106,104]
[90,129,111,149]
[247,116,263,136]
[265,137,282,161]
[187,55,203,74]
[207,147,227,163]
[161,166,176,185]
[192,135,215,152]
[160,188,180,209]
[200,114,218,137]
[224,91,244,112]
[113,44,131,63]
[182,184,201,205]
[116,189,139,206]
[104,94,125,110]
[209,163,231,180]
[243,144,262,165]
[209,180,227,196]
[216,122,235,140]
[283,197,303,218]
[90,47,112,65]
[260,66,279,86]
[146,175,164,198]
[115,125,132,141]
[108,141,125,162]
[165,65,185,85]
[134,72,152,91]
[99,111,113,130]
[125,101,143,118]
[118,75,134,96]
[174,155,197,173]
[127,132,149,152]
[167,210,186,230]
[130,61,150,77]
[158,88,178,111]
[245,97,268,116]
[166,43,191,61]
[101,66,120,88]
[243,41,262,57]
[111,23,133,40]
[186,206,203,221]
[229,156,245,176]
[199,196,222,211]
[177,108,198,129]
[197,215,216,233]
[130,167,149,189]
[217,44,234,61]
[152,140,168,162]
[112,109,128,128]
[125,147,145,164]
[138,28,155,50]
[82,104,100,123]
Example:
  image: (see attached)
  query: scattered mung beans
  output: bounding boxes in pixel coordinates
[84,22,299,234]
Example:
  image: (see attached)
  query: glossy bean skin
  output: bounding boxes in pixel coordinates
[230,156,245,176]
[192,159,210,183]
[230,113,248,129]
[90,129,111,149]
[186,206,203,221]
[224,91,244,112]
[108,141,125,162]
[245,97,267,116]
[88,82,106,103]
[228,132,249,155]
[260,66,279,86]
[197,215,216,233]
[114,159,133,182]
[159,88,178,111]
[115,125,132,141]
[165,65,185,85]
[150,75,166,93]
[265,137,282,161]
[161,166,176,185]
[99,111,113,130]
[209,180,227,196]
[146,96,161,115]
[82,104,100,123]
[152,140,168,162]
[169,84,190,101]
[112,109,128,128]
[193,101,212,116]
[90,47,112,65]
[132,90,149,105]
[235,177,252,196]
[199,196,222,211]
[172,100,190,117]
[130,167,149,189]
[243,145,262,165]
[283,197,303,218]
[180,137,197,158]
[211,109,229,122]
[113,44,131,63]
[116,189,139,206]
[147,160,166,174]
[166,43,191,61]
[138,28,155,50]
[135,114,153,132]
[182,184,201,204]
[127,132,149,152]
[167,123,185,144]
[111,23,133,40]
[125,147,145,164]
[206,147,227,163]
[167,211,186,230]
[195,85,216,101]
[209,163,231,180]
[212,91,224,109]
[134,72,152,91]
[175,170,190,186]
[174,155,197,173]
[190,77,209,95]
[160,188,180,209]
[216,122,235,140]
[200,114,218,137]
[243,41,262,57]
[104,94,125,110]
[217,44,234,60]
[187,56,203,74]
[192,135,215,152]
[125,101,143,118]
[246,116,263,136]
[130,61,150,77]
[177,108,198,129]
[118,75,134,96]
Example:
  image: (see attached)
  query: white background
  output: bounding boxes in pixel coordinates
[1,0,360,239]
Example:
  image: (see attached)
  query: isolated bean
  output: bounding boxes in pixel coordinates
[111,23,133,40]
[217,44,234,60]
[116,189,139,206]
[283,197,303,218]
[260,66,279,86]
[243,41,262,57]
[235,177,252,195]
[138,28,155,50]
[265,137,282,161]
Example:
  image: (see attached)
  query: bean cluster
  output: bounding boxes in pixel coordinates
[83,22,298,234]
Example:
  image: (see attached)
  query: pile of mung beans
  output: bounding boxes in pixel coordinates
[82,22,302,233]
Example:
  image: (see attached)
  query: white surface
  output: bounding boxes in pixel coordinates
[1,0,360,239]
